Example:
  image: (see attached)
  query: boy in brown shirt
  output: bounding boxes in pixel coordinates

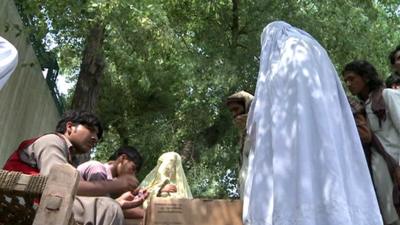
[4,110,144,225]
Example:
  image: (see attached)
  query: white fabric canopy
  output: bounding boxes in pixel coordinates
[243,21,383,225]
[0,36,18,90]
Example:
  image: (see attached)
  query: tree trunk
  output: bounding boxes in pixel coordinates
[71,22,106,112]
[114,122,130,146]
[231,0,239,54]
[180,140,196,167]
[71,22,105,163]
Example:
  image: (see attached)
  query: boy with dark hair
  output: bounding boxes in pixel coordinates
[78,146,148,220]
[3,110,143,225]
[386,74,400,89]
[79,146,143,192]
[55,110,103,139]
[109,146,143,173]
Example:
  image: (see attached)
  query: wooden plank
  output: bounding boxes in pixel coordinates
[33,164,79,225]
[13,174,32,192]
[124,219,143,225]
[145,198,243,225]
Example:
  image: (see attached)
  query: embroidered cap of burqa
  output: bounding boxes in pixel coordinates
[243,21,383,225]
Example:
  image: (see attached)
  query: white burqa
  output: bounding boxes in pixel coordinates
[243,21,383,225]
[0,36,18,90]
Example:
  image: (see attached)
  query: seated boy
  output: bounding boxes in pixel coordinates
[3,110,142,225]
[78,146,149,219]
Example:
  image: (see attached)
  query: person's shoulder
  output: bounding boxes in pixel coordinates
[382,88,400,108]
[28,134,69,159]
[77,160,106,173]
[34,133,64,145]
[383,88,400,98]
[35,133,60,140]
[77,160,108,180]
[78,160,105,168]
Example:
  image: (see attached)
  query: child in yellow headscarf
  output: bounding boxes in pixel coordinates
[139,152,192,207]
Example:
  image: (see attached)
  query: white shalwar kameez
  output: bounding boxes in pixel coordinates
[0,36,18,90]
[243,21,383,225]
[366,88,400,162]
[367,88,400,224]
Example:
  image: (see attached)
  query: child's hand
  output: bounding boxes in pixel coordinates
[136,189,149,199]
[116,190,149,209]
[161,184,177,193]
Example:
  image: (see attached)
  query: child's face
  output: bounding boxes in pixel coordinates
[392,50,400,73]
[158,158,177,178]
[343,71,367,96]
[117,155,138,176]
[228,101,245,118]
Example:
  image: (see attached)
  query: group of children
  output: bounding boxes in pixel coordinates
[3,111,192,225]
[0,34,193,225]
[0,43,192,223]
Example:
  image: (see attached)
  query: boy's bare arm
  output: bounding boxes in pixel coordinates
[77,175,139,196]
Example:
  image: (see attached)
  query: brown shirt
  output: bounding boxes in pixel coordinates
[354,113,372,145]
[20,134,73,176]
[19,134,125,225]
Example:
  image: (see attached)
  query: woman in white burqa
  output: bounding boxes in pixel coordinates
[243,21,383,225]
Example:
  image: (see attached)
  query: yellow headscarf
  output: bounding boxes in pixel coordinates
[139,152,192,207]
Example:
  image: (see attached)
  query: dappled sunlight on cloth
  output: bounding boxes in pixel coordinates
[243,21,383,225]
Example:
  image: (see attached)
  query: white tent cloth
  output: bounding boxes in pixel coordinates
[0,36,18,90]
[243,21,383,225]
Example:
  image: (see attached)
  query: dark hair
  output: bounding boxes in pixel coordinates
[56,110,103,139]
[388,45,400,65]
[342,60,384,92]
[385,74,400,88]
[109,146,143,172]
